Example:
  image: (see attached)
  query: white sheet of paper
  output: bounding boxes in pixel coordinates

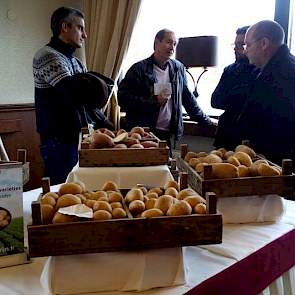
[154,83,172,95]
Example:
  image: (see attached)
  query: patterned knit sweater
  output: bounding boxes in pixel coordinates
[33,37,86,142]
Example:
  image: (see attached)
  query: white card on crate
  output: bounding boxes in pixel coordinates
[154,83,172,96]
[0,161,28,268]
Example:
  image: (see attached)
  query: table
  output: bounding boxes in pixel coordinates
[0,187,294,295]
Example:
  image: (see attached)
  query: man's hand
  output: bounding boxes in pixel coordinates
[156,88,171,106]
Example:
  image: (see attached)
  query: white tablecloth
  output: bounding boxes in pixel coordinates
[0,188,294,295]
[66,164,174,190]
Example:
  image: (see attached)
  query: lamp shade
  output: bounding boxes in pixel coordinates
[176,36,217,68]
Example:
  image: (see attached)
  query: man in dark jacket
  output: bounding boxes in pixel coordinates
[211,26,258,150]
[118,29,214,153]
[33,7,112,184]
[238,20,295,165]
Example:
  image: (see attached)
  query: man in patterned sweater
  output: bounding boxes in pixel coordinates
[33,7,90,185]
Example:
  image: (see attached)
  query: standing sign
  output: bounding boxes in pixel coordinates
[0,162,27,268]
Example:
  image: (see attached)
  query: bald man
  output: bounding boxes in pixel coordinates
[237,20,295,166]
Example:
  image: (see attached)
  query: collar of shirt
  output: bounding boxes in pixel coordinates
[152,55,169,70]
[47,37,76,58]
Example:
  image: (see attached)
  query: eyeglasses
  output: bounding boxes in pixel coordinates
[242,37,263,50]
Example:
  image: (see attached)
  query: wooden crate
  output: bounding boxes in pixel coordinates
[17,149,29,185]
[177,144,295,198]
[27,174,222,257]
[79,128,169,167]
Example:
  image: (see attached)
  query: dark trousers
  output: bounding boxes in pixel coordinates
[40,137,78,185]
[151,129,172,157]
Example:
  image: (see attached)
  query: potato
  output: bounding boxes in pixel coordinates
[145,198,157,210]
[133,185,148,195]
[91,133,114,148]
[114,143,128,149]
[125,188,144,203]
[42,191,59,200]
[73,180,86,192]
[130,132,142,140]
[177,188,196,200]
[129,143,144,149]
[0,209,8,220]
[56,194,82,209]
[154,195,174,214]
[110,202,123,209]
[85,199,96,208]
[164,187,178,198]
[253,159,269,166]
[272,166,282,175]
[257,163,280,176]
[116,128,127,136]
[129,200,145,215]
[141,208,164,218]
[112,208,127,219]
[146,192,158,199]
[93,210,112,220]
[141,141,158,148]
[203,154,223,164]
[216,148,227,158]
[41,204,55,224]
[224,151,235,160]
[59,183,82,195]
[189,157,202,167]
[131,126,145,136]
[108,191,123,203]
[164,180,180,191]
[98,196,109,202]
[41,194,56,206]
[103,129,116,138]
[210,150,223,158]
[227,156,240,167]
[93,201,112,213]
[194,203,207,214]
[148,187,163,196]
[233,151,253,167]
[211,163,239,179]
[52,212,79,224]
[0,209,11,228]
[249,164,259,176]
[196,151,208,158]
[101,181,118,191]
[184,195,205,208]
[184,151,198,162]
[91,190,108,200]
[167,200,192,216]
[238,165,251,177]
[123,138,140,147]
[235,144,256,158]
[195,162,208,173]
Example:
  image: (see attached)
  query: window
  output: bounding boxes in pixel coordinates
[122,0,275,116]
[289,0,295,54]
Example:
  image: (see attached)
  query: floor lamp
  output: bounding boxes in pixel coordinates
[176,36,217,97]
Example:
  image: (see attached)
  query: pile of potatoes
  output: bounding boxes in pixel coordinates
[83,126,159,149]
[184,144,282,179]
[40,181,127,224]
[0,208,11,229]
[125,180,207,218]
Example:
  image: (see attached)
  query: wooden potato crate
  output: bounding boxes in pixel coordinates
[27,174,222,257]
[79,128,169,167]
[177,144,295,198]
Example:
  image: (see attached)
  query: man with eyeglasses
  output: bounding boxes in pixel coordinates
[211,26,258,150]
[238,20,295,166]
